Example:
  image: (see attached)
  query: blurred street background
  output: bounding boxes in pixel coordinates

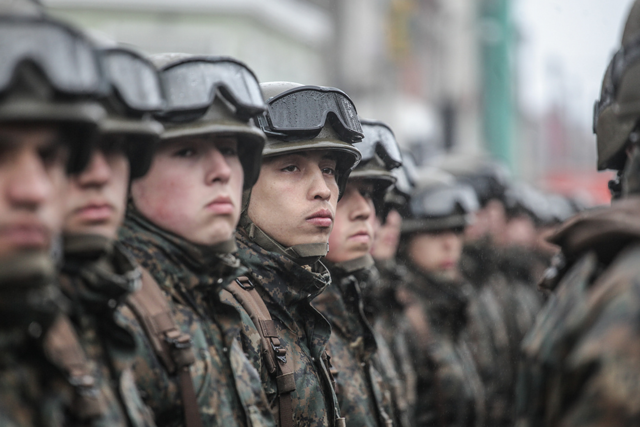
[41,0,635,205]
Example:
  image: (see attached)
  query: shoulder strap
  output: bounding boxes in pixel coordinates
[125,268,203,427]
[225,276,296,427]
[44,315,107,421]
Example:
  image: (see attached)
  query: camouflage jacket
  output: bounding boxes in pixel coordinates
[117,211,275,427]
[517,198,640,427]
[224,229,342,427]
[461,239,538,427]
[59,234,155,427]
[0,253,75,427]
[400,265,485,427]
[373,259,418,427]
[313,255,395,427]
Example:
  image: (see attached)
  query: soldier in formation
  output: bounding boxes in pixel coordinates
[517,1,640,425]
[8,1,633,427]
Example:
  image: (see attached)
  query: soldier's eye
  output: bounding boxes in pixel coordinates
[281,165,299,172]
[175,147,196,158]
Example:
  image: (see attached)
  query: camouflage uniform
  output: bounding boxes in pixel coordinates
[312,255,395,427]
[517,198,640,427]
[373,259,418,427]
[0,254,74,427]
[117,210,275,427]
[223,228,343,427]
[58,234,156,427]
[400,264,485,427]
[461,238,531,426]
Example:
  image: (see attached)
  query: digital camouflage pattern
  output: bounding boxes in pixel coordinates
[58,234,156,427]
[0,253,75,427]
[223,229,342,427]
[117,210,275,427]
[399,265,485,427]
[313,255,395,427]
[373,259,418,427]
[517,197,640,427]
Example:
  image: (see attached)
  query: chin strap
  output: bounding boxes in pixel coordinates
[240,215,329,264]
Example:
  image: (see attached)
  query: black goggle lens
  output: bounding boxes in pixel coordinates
[265,87,363,142]
[159,59,265,122]
[0,18,105,96]
[102,49,163,113]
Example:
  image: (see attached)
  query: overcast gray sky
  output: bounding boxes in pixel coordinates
[515,0,635,127]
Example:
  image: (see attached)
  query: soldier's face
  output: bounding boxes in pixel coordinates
[248,151,339,247]
[63,139,130,239]
[131,136,243,245]
[503,214,537,249]
[325,180,375,263]
[371,209,402,261]
[0,124,68,258]
[408,229,463,280]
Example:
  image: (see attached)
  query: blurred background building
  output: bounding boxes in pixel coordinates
[43,0,633,204]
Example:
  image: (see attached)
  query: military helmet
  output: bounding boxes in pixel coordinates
[349,118,402,211]
[0,15,110,173]
[382,152,417,219]
[97,46,164,179]
[256,81,362,197]
[437,154,509,206]
[503,183,554,225]
[594,0,640,171]
[402,167,479,234]
[151,54,267,189]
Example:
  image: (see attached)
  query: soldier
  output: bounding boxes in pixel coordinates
[371,160,418,427]
[398,169,486,427]
[220,82,363,427]
[516,1,640,425]
[58,45,164,427]
[311,119,404,427]
[116,54,275,427]
[0,7,115,426]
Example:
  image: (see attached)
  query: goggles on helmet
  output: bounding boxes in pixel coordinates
[101,47,164,114]
[411,184,479,218]
[0,16,107,97]
[156,56,265,123]
[259,86,364,143]
[359,120,402,169]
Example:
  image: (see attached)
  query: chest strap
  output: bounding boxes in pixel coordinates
[44,315,107,421]
[225,276,296,427]
[125,269,203,427]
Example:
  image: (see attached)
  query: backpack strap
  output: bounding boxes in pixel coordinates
[125,268,203,427]
[44,315,107,421]
[225,276,296,427]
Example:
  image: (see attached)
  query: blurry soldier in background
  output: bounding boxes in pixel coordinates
[221,82,362,427]
[0,6,123,425]
[56,45,163,427]
[312,119,405,427]
[117,54,275,427]
[517,1,640,425]
[371,159,418,427]
[398,170,485,427]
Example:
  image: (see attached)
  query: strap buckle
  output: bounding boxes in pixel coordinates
[271,340,287,364]
[236,276,254,290]
[164,329,192,350]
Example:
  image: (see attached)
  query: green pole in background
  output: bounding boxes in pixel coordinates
[480,0,516,171]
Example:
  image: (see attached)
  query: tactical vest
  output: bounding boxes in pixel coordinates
[125,269,203,427]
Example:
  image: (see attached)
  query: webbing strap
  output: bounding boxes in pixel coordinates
[44,315,107,420]
[225,276,296,427]
[126,269,203,427]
